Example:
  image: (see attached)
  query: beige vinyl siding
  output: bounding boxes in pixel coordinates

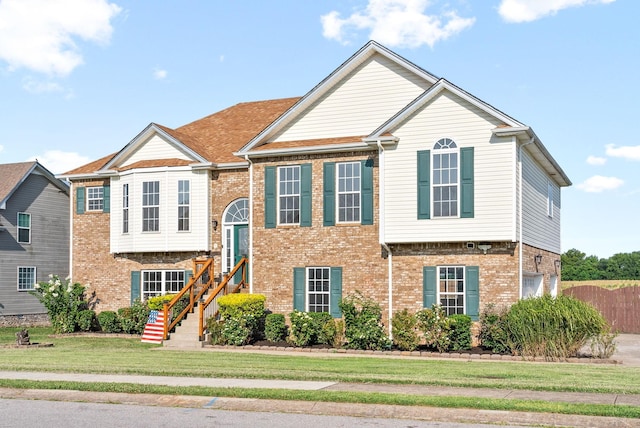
[110,169,209,253]
[383,91,515,243]
[273,54,432,142]
[521,149,561,253]
[121,135,190,167]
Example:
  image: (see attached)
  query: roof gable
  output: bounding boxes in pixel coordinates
[237,40,439,154]
[0,161,69,209]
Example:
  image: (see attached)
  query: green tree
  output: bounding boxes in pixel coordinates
[561,249,601,280]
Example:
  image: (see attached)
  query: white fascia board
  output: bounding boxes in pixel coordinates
[240,142,372,159]
[212,161,249,170]
[238,41,439,154]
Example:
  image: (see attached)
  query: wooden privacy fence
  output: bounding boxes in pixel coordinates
[563,286,640,333]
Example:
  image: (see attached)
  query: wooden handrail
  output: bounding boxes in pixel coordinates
[198,257,248,340]
[162,258,214,340]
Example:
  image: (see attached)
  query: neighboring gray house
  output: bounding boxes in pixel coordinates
[0,161,70,325]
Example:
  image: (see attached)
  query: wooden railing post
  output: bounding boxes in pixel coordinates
[163,303,169,340]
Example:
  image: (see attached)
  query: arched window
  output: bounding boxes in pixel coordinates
[432,138,458,217]
[224,198,249,224]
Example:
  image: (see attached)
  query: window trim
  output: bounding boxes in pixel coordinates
[141,270,185,300]
[177,179,190,232]
[306,266,331,313]
[431,138,459,218]
[437,265,465,316]
[17,212,31,244]
[277,165,301,225]
[336,161,361,224]
[17,266,36,291]
[142,180,160,232]
[122,183,129,234]
[86,186,104,212]
[547,181,554,218]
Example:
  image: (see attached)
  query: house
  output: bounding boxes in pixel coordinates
[0,161,70,325]
[60,41,570,334]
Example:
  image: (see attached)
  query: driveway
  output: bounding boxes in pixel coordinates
[612,334,640,366]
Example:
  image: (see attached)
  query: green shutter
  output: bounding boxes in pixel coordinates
[460,147,474,218]
[300,163,312,227]
[361,159,374,225]
[102,185,110,213]
[293,267,305,311]
[76,187,85,214]
[423,266,437,308]
[417,150,430,219]
[185,270,193,286]
[264,167,276,228]
[323,162,335,226]
[330,267,343,318]
[465,266,479,321]
[130,271,141,305]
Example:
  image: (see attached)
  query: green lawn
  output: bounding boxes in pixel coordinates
[1,327,639,419]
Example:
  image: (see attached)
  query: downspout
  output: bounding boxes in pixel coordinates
[69,182,74,281]
[245,155,254,294]
[376,140,393,338]
[518,137,535,298]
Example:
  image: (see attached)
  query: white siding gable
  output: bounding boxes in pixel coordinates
[272,54,432,142]
[121,134,191,167]
[110,168,209,253]
[383,91,515,243]
[521,149,561,253]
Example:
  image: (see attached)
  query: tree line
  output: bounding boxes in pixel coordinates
[561,249,640,281]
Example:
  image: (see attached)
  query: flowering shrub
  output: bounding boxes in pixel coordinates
[339,291,391,350]
[416,305,451,352]
[30,275,88,334]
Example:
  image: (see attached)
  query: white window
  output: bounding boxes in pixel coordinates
[142,181,160,232]
[142,270,185,300]
[522,274,543,299]
[17,212,31,244]
[432,138,458,217]
[178,180,190,231]
[307,267,330,313]
[439,266,464,316]
[337,162,361,223]
[17,266,36,291]
[87,186,104,211]
[278,166,300,225]
[547,181,554,218]
[122,184,129,234]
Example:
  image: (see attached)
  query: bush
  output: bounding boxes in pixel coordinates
[416,305,451,353]
[391,309,419,351]
[264,313,287,342]
[506,294,608,360]
[76,310,97,332]
[146,294,189,325]
[448,314,472,351]
[98,311,121,333]
[218,293,266,345]
[206,316,225,345]
[339,291,390,350]
[479,304,510,354]
[117,300,150,335]
[288,310,318,346]
[30,275,88,334]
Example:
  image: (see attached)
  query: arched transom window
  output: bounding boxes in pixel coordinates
[224,198,249,224]
[432,138,458,217]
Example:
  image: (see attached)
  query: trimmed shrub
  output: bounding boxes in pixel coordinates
[217,293,266,345]
[506,294,608,360]
[479,304,510,354]
[76,310,97,332]
[98,311,121,333]
[391,309,419,351]
[206,317,225,345]
[264,313,287,342]
[146,294,175,311]
[339,291,391,350]
[448,314,472,351]
[416,305,451,353]
[288,310,318,346]
[116,300,150,335]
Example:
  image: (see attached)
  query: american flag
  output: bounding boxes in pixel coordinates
[141,310,164,344]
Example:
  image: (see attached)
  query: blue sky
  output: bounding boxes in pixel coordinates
[0,0,637,259]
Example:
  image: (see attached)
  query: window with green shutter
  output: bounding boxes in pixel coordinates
[293,266,342,318]
[324,159,373,226]
[423,265,479,320]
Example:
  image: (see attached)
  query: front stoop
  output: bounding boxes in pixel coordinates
[162,313,205,349]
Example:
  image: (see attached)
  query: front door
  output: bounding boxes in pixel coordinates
[233,224,248,284]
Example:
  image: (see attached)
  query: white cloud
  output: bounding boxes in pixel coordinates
[219,55,225,63]
[605,144,640,161]
[576,175,624,193]
[586,155,606,165]
[498,0,615,23]
[28,150,91,174]
[0,0,122,76]
[321,0,475,48]
[153,68,168,80]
